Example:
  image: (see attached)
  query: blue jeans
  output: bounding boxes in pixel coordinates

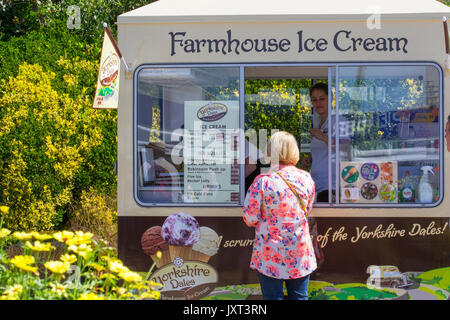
[257,271,310,300]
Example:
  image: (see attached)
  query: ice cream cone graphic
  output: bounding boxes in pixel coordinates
[190,251,211,263]
[192,227,220,263]
[169,245,194,261]
[343,167,357,181]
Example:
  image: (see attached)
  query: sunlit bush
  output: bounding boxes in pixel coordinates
[69,188,117,248]
[0,63,108,231]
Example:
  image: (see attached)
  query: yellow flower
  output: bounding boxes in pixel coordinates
[140,291,161,300]
[48,283,68,298]
[113,287,127,296]
[76,230,94,239]
[114,288,135,299]
[53,231,74,243]
[78,292,105,300]
[108,259,129,274]
[0,206,9,214]
[10,255,38,275]
[118,271,142,283]
[89,262,106,273]
[31,231,53,241]
[13,231,33,241]
[99,273,117,281]
[25,240,54,252]
[0,293,17,300]
[0,228,11,239]
[60,254,77,264]
[100,255,114,263]
[68,243,93,259]
[144,280,163,288]
[75,230,94,240]
[152,291,161,299]
[0,285,23,300]
[129,282,148,291]
[44,261,70,274]
[156,251,162,259]
[66,231,93,246]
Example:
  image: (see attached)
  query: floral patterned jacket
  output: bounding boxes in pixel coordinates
[243,164,317,279]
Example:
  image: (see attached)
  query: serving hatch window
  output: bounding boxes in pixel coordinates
[134,63,443,209]
[336,65,442,206]
[135,67,241,205]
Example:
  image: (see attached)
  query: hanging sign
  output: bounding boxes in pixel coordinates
[93,27,122,109]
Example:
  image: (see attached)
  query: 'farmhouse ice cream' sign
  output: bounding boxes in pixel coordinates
[169,29,409,56]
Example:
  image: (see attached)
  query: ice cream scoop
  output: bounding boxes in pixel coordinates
[193,227,220,256]
[161,212,200,246]
[141,226,168,255]
[141,226,170,267]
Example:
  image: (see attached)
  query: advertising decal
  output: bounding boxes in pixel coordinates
[140,212,221,300]
[120,215,450,300]
[93,27,121,109]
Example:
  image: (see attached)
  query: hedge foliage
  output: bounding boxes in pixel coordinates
[0,62,114,231]
[0,0,159,232]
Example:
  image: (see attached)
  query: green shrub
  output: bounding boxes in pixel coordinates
[53,56,118,198]
[68,188,118,248]
[0,63,105,231]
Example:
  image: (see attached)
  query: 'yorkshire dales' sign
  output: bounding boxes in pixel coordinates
[169,29,408,56]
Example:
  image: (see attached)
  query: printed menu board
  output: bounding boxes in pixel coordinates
[184,101,240,203]
[340,161,398,204]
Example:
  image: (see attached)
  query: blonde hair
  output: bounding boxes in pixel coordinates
[265,131,300,165]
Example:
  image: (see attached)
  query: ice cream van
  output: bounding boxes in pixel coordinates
[366,265,414,289]
[116,0,450,300]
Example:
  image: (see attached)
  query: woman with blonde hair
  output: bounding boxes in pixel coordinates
[242,131,317,300]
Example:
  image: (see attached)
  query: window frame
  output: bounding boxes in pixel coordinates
[333,63,444,208]
[133,62,444,208]
[133,64,245,207]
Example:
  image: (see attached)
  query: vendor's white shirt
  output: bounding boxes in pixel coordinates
[310,117,335,193]
[310,115,350,193]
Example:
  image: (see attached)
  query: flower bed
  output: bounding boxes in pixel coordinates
[0,219,162,300]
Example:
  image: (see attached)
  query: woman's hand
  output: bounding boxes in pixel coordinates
[310,128,328,144]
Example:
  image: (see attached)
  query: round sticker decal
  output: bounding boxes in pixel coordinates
[342,184,360,203]
[379,184,397,203]
[342,166,359,183]
[380,162,394,184]
[361,182,378,200]
[360,163,380,181]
